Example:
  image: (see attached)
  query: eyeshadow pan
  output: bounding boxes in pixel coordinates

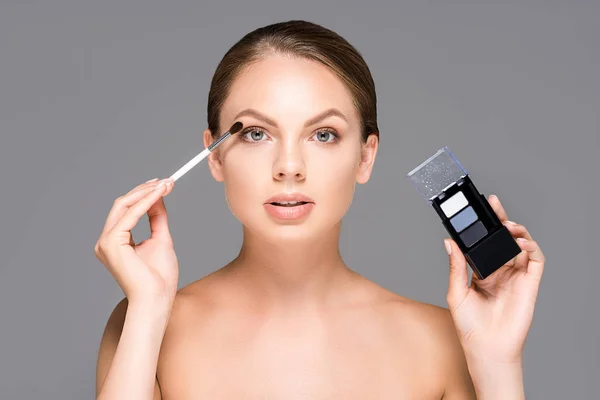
[459,220,488,247]
[440,191,468,218]
[450,205,478,233]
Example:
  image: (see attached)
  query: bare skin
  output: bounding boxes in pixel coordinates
[162,270,475,399]
[99,268,476,399]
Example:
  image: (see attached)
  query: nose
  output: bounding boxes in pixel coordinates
[272,140,306,182]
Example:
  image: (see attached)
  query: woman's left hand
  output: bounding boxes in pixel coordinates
[444,194,545,364]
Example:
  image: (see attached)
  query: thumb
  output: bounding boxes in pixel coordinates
[445,238,469,308]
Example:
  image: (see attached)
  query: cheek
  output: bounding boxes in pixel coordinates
[221,150,268,222]
[310,149,359,210]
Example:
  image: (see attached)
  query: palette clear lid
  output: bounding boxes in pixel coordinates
[407,146,468,202]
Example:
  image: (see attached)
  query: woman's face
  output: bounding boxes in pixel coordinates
[204,54,378,244]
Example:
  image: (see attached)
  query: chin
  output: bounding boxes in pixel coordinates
[256,224,338,246]
[235,210,341,245]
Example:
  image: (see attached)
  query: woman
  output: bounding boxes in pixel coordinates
[94,20,545,399]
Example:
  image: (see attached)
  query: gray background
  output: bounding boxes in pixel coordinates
[1,0,598,398]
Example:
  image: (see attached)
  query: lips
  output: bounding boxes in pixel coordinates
[269,201,309,207]
[264,193,315,206]
[264,193,315,220]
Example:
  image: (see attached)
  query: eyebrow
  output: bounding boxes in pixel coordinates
[233,108,348,128]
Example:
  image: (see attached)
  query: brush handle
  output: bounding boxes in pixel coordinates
[169,147,211,182]
[168,130,234,183]
[208,131,232,151]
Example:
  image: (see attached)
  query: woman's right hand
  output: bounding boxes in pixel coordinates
[95,178,179,303]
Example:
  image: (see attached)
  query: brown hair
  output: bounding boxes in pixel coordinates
[207,20,379,143]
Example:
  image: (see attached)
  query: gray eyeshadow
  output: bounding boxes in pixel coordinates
[459,220,488,247]
[450,206,478,232]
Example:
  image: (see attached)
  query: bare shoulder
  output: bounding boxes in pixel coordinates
[166,269,228,319]
[158,271,475,398]
[389,293,459,344]
[159,269,236,345]
[347,275,456,332]
[389,295,465,365]
[373,284,476,398]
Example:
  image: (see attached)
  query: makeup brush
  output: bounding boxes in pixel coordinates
[169,121,243,182]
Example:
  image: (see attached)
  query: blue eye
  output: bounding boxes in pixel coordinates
[313,129,339,143]
[315,131,332,142]
[241,128,268,142]
[239,127,340,144]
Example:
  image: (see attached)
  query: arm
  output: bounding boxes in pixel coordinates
[463,356,525,400]
[440,309,477,400]
[443,355,524,400]
[442,196,544,399]
[438,308,525,399]
[441,332,525,399]
[96,297,173,400]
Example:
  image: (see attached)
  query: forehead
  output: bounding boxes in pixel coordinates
[221,55,359,127]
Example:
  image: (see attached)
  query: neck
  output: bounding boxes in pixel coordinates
[225,222,357,314]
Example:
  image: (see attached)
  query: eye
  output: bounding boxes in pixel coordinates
[311,128,339,143]
[239,126,340,144]
[240,127,269,143]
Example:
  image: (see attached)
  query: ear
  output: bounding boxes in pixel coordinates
[355,133,378,184]
[203,128,225,182]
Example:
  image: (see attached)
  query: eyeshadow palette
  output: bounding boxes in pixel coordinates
[407,147,521,279]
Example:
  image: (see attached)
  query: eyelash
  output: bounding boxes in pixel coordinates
[238,126,341,145]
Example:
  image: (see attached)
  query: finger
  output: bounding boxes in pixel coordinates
[111,179,173,235]
[122,181,159,247]
[504,220,533,241]
[148,190,173,242]
[102,180,162,235]
[503,221,534,271]
[123,178,161,198]
[503,252,526,274]
[103,179,160,233]
[488,194,508,223]
[445,239,469,310]
[516,238,546,281]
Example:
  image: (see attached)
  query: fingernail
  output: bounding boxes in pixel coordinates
[154,180,167,190]
[517,237,528,243]
[146,178,159,183]
[155,178,174,190]
[444,239,452,256]
[507,220,517,225]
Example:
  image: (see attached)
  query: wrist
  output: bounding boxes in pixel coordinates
[465,356,525,400]
[127,296,174,324]
[128,291,175,308]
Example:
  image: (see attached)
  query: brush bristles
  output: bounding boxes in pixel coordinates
[229,121,243,134]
